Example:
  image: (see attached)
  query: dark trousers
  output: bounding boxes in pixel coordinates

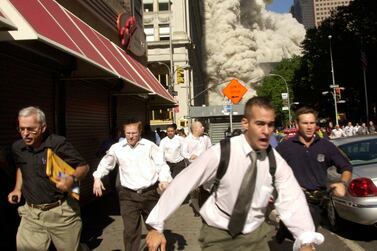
[167,159,188,178]
[118,186,160,251]
[276,202,321,243]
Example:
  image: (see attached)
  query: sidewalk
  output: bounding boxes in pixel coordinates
[81,191,202,251]
[80,192,342,251]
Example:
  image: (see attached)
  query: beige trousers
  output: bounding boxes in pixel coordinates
[17,199,82,251]
[199,221,272,251]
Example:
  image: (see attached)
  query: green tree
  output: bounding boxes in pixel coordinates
[257,56,301,127]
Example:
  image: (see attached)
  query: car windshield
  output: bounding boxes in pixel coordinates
[338,138,377,166]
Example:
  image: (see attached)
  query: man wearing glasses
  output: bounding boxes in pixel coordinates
[7,106,89,251]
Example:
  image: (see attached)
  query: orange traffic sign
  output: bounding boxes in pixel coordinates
[222,79,248,104]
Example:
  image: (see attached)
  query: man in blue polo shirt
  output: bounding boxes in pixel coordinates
[275,107,352,241]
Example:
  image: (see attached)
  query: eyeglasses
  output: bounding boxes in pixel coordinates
[17,127,40,134]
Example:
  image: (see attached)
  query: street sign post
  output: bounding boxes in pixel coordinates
[281,93,288,100]
[222,79,248,132]
[222,79,248,104]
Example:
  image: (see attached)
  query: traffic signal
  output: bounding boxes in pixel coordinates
[176,66,184,84]
[335,87,341,100]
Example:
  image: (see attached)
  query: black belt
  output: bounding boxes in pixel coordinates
[123,182,158,194]
[27,198,65,211]
[302,188,327,205]
[167,159,185,165]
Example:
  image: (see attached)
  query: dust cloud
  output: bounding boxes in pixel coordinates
[202,0,305,105]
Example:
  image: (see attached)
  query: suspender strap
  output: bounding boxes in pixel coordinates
[210,137,231,195]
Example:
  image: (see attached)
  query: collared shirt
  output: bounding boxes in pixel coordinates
[146,134,322,246]
[12,134,87,204]
[344,126,354,136]
[182,133,212,160]
[276,134,352,190]
[93,138,172,190]
[331,128,346,138]
[159,135,184,163]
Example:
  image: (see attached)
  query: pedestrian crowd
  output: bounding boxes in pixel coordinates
[327,120,376,139]
[6,96,360,251]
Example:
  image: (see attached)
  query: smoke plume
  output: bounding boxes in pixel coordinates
[202,0,305,105]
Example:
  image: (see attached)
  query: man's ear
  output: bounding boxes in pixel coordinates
[41,124,47,133]
[241,117,249,130]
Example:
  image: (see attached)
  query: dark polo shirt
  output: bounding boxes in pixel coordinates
[276,134,352,190]
[12,134,87,204]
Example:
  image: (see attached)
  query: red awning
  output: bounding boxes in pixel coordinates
[3,0,175,104]
[0,7,16,31]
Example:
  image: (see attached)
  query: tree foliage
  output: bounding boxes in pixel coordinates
[295,0,377,123]
[256,56,301,126]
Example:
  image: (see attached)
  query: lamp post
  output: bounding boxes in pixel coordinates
[328,35,339,126]
[267,73,292,125]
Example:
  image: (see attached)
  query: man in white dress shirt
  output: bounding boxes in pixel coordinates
[330,124,346,138]
[92,119,172,251]
[145,97,323,251]
[182,120,212,215]
[159,124,187,178]
[182,121,212,162]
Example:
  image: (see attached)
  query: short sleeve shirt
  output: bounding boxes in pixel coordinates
[276,134,352,190]
[12,134,87,204]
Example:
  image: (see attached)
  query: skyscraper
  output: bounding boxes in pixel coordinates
[292,0,353,29]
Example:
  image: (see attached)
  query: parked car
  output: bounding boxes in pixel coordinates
[327,134,377,229]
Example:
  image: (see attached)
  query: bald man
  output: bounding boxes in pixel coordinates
[182,121,212,216]
[182,121,212,162]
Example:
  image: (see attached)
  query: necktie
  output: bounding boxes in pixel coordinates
[228,151,258,237]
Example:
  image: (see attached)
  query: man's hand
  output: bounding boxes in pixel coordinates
[158,182,169,193]
[329,182,347,197]
[190,154,198,161]
[146,229,166,251]
[299,243,316,251]
[56,175,74,192]
[93,178,105,197]
[8,189,21,204]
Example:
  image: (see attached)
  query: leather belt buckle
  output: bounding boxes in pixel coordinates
[28,199,64,211]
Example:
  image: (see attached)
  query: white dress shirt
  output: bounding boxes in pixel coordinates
[331,128,346,138]
[159,135,184,163]
[146,134,323,249]
[182,133,212,160]
[93,138,172,190]
[344,126,354,136]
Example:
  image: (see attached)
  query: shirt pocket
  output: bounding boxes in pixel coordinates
[252,185,273,209]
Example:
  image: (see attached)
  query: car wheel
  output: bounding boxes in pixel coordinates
[326,198,343,231]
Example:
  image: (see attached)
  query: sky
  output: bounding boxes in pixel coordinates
[266,0,293,13]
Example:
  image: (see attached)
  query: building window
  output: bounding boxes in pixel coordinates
[158,0,170,11]
[144,0,153,12]
[159,24,170,40]
[144,24,155,42]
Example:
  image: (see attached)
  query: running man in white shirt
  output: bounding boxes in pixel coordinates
[182,121,212,162]
[145,97,324,251]
[182,120,212,215]
[159,124,187,178]
[92,119,172,251]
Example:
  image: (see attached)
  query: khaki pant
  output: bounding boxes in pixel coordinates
[17,199,82,251]
[199,222,272,251]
